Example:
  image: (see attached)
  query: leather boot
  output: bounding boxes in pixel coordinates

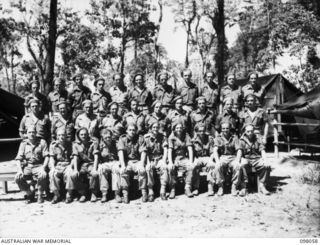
[231,184,238,196]
[122,190,129,204]
[141,189,148,203]
[217,185,224,196]
[65,192,73,204]
[115,191,122,203]
[51,195,59,204]
[259,183,270,195]
[185,186,194,198]
[101,193,108,203]
[169,187,175,199]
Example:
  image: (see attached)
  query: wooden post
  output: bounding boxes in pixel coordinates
[2,181,8,194]
[287,135,291,152]
[273,119,279,158]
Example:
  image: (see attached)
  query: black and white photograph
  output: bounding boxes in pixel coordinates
[0,0,319,240]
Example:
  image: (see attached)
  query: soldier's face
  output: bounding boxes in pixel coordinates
[197,126,206,137]
[246,98,255,108]
[198,100,206,111]
[159,75,168,85]
[96,81,104,91]
[102,131,112,143]
[127,126,136,138]
[154,103,162,114]
[57,131,66,143]
[224,101,233,111]
[175,124,183,136]
[114,74,121,86]
[30,103,39,114]
[232,104,239,113]
[249,74,257,84]
[78,129,88,142]
[59,104,67,116]
[84,104,92,114]
[54,82,63,92]
[135,75,144,88]
[27,128,36,140]
[151,123,160,135]
[221,124,230,136]
[183,71,192,83]
[75,77,82,87]
[245,126,254,139]
[110,105,118,116]
[175,99,182,110]
[31,83,39,93]
[206,73,214,83]
[131,101,138,111]
[227,75,235,86]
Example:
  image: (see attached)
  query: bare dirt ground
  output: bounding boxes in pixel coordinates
[1,152,319,238]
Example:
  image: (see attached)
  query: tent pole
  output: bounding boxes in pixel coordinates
[273,119,279,158]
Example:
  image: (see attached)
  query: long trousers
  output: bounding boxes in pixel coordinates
[193,157,215,189]
[98,161,120,193]
[240,157,270,185]
[75,162,99,195]
[15,164,48,194]
[146,159,169,188]
[169,157,195,189]
[50,162,77,195]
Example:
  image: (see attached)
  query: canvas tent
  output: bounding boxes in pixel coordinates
[0,88,24,139]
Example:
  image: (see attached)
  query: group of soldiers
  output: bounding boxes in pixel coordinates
[15,68,271,205]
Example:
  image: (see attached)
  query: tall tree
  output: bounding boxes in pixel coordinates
[43,0,57,94]
[170,0,197,68]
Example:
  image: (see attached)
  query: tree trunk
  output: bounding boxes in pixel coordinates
[119,38,126,77]
[10,50,16,94]
[43,0,58,95]
[185,28,190,68]
[214,0,225,87]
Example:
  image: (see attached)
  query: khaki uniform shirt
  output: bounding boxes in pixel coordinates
[215,110,240,133]
[48,90,69,113]
[75,113,99,138]
[190,109,215,134]
[166,109,191,134]
[192,134,214,158]
[19,113,51,140]
[72,140,96,163]
[91,89,112,113]
[242,83,264,103]
[15,139,49,165]
[214,134,240,156]
[49,141,72,163]
[153,84,176,108]
[122,111,145,135]
[128,87,153,108]
[144,112,169,135]
[239,134,265,159]
[179,84,198,106]
[239,108,268,133]
[168,132,192,161]
[51,114,75,142]
[117,134,144,161]
[201,83,219,109]
[101,114,125,141]
[68,86,91,112]
[220,84,242,104]
[94,139,118,163]
[143,133,168,161]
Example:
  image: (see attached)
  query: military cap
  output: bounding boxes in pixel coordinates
[93,77,105,87]
[223,97,234,105]
[172,95,183,104]
[27,98,40,107]
[82,99,92,107]
[72,72,83,81]
[196,96,207,103]
[171,118,186,130]
[244,93,258,101]
[57,98,68,108]
[108,101,119,110]
[157,71,169,81]
[151,100,162,108]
